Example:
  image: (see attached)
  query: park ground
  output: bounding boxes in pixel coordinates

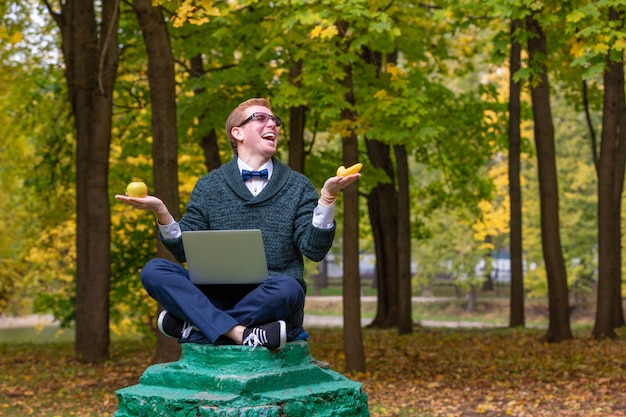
[2,297,626,416]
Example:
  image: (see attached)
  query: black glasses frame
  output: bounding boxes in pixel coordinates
[238,112,282,127]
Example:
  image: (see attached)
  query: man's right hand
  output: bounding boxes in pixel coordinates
[114,195,174,225]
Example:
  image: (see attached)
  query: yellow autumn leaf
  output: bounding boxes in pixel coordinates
[570,41,584,58]
[386,63,404,80]
[177,0,195,15]
[172,16,184,28]
[594,43,609,54]
[197,1,220,18]
[373,89,388,100]
[310,25,324,39]
[10,31,23,45]
[309,24,338,39]
[189,17,210,25]
[329,119,357,138]
[319,25,338,39]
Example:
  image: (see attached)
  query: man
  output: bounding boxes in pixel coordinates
[116,98,359,349]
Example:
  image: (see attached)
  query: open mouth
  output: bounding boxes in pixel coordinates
[262,132,276,141]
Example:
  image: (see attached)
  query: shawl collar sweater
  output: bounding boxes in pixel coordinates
[160,156,335,288]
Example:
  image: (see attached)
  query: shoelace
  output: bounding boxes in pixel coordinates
[181,321,194,339]
[242,328,268,349]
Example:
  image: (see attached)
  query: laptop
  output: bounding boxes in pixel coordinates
[182,229,269,285]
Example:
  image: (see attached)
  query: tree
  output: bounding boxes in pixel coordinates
[363,48,400,329]
[337,19,367,374]
[184,54,222,172]
[287,59,308,173]
[530,0,626,337]
[525,12,572,342]
[395,144,413,334]
[357,48,410,337]
[43,0,120,363]
[366,138,399,328]
[508,18,525,328]
[593,5,626,338]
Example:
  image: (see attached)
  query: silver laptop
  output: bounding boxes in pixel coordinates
[182,229,268,285]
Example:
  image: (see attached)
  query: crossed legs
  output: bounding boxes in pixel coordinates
[140,258,307,344]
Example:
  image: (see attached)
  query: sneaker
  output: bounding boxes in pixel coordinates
[242,320,287,350]
[157,310,195,339]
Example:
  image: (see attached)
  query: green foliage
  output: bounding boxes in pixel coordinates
[0,6,73,315]
[566,1,626,79]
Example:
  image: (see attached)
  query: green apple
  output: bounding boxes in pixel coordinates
[126,180,148,198]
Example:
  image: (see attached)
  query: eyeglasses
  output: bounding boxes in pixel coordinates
[238,112,282,127]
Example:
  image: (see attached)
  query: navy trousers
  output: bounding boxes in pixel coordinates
[140,258,308,344]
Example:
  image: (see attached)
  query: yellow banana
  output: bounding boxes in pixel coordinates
[336,162,363,177]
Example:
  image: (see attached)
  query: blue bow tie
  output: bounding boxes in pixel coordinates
[242,168,268,181]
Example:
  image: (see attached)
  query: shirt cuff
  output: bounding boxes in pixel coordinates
[158,219,182,239]
[313,205,335,229]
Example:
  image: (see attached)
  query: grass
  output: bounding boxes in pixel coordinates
[304,295,597,329]
[309,278,380,297]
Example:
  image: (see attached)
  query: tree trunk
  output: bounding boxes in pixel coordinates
[189,55,222,172]
[481,243,494,292]
[366,140,398,328]
[395,144,413,334]
[526,14,572,342]
[288,59,307,173]
[133,0,182,361]
[313,257,329,296]
[358,48,414,333]
[508,18,525,328]
[47,0,119,364]
[466,285,477,313]
[610,6,626,330]
[200,129,222,172]
[614,65,626,329]
[593,6,625,338]
[338,20,365,372]
[341,121,365,372]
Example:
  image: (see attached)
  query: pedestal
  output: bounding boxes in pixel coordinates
[115,341,369,416]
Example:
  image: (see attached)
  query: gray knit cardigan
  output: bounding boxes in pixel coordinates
[160,156,335,289]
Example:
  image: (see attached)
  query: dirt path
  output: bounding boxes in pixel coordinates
[0,314,56,329]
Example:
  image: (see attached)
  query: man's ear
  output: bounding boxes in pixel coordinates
[231,126,244,141]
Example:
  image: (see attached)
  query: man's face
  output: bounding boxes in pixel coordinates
[234,105,281,160]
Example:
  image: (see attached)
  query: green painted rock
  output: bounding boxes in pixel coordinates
[115,341,369,416]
